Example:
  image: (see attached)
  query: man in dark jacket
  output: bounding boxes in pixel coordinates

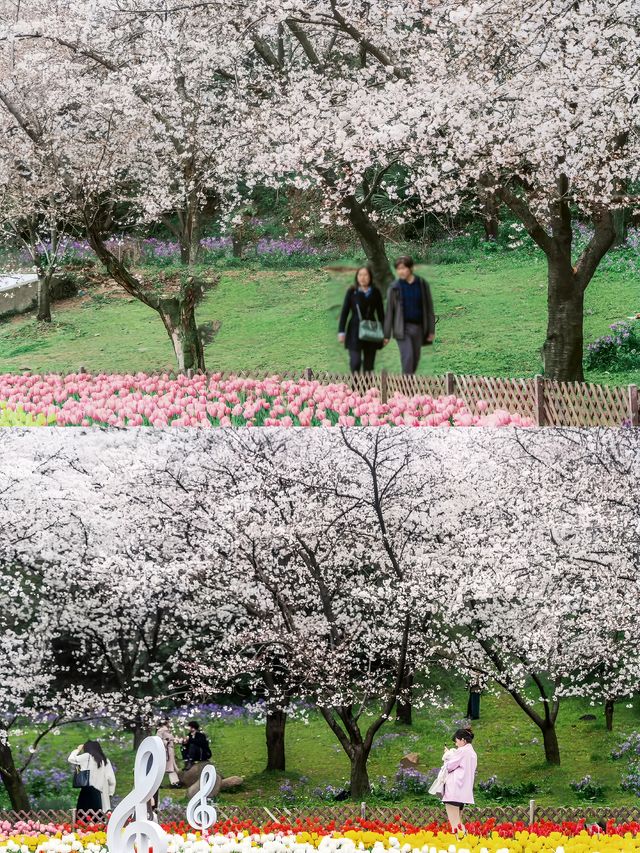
[383,256,436,374]
[181,720,212,769]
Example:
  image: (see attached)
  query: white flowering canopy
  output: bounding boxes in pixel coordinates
[0,427,637,749]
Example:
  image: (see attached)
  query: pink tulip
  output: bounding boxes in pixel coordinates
[0,372,534,429]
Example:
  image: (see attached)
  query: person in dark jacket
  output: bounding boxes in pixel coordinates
[338,266,385,373]
[181,720,212,770]
[383,256,436,374]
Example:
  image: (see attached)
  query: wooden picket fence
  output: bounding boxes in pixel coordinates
[36,364,640,427]
[143,367,638,428]
[3,801,640,827]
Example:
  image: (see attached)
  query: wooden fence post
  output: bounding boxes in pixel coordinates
[380,369,388,404]
[628,384,639,426]
[534,375,546,426]
[71,808,77,830]
[186,368,194,379]
[529,799,536,826]
[360,802,367,819]
[445,371,456,396]
[304,367,313,381]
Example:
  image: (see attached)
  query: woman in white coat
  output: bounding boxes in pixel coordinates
[157,718,181,787]
[68,740,116,817]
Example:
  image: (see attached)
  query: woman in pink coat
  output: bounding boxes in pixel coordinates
[442,727,477,837]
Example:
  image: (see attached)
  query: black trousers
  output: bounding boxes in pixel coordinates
[349,343,378,373]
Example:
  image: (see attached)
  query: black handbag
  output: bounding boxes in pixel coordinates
[72,766,90,788]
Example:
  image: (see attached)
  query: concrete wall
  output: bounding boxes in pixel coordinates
[0,274,77,320]
[0,275,39,319]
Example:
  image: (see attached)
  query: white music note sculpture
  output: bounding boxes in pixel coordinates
[186,764,218,832]
[107,736,168,853]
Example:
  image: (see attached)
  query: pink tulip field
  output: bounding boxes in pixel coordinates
[0,372,535,427]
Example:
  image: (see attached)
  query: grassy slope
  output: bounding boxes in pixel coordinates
[0,253,637,384]
[8,689,640,810]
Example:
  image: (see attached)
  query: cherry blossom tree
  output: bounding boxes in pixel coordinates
[1,426,637,800]
[0,148,75,323]
[0,442,108,809]
[232,1,432,291]
[56,557,209,748]
[0,0,250,369]
[400,0,640,380]
[0,430,216,785]
[512,428,640,732]
[23,435,217,745]
[232,0,639,372]
[431,429,640,764]
[0,580,60,811]
[158,429,455,797]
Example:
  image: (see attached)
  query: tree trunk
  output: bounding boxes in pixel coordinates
[180,231,201,266]
[85,211,209,371]
[541,722,561,765]
[478,178,499,242]
[349,745,371,799]
[265,709,287,771]
[36,272,52,322]
[500,678,561,765]
[482,194,500,241]
[613,209,628,247]
[605,699,614,732]
[0,742,30,811]
[159,294,205,372]
[395,668,414,725]
[179,203,201,266]
[132,724,151,750]
[341,195,394,295]
[232,236,243,258]
[497,181,614,382]
[542,254,585,381]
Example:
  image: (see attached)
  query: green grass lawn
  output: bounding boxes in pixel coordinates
[7,688,640,811]
[0,252,637,384]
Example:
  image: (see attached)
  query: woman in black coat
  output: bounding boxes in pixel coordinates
[337,266,385,373]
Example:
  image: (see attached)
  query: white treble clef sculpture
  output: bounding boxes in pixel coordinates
[186,764,218,832]
[107,736,168,853]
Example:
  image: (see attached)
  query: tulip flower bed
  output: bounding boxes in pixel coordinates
[3,817,640,853]
[0,373,535,428]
